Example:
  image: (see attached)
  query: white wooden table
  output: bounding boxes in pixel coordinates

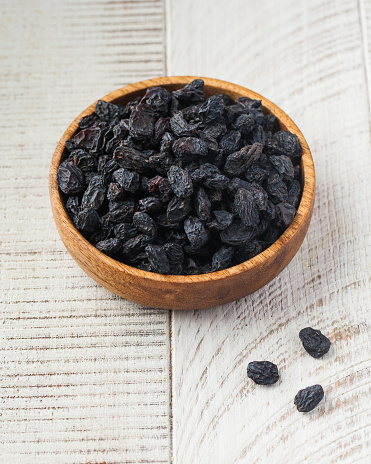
[1,0,371,462]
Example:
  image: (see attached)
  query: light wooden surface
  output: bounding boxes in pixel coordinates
[1,1,371,463]
[0,1,170,463]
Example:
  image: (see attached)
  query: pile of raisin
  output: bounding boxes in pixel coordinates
[247,328,331,413]
[57,79,303,275]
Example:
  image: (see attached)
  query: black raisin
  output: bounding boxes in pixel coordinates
[275,202,296,228]
[194,188,212,221]
[113,168,140,193]
[247,361,279,385]
[96,238,122,257]
[211,246,234,271]
[75,208,100,233]
[184,216,210,250]
[167,165,193,198]
[56,161,84,194]
[145,244,170,274]
[128,103,155,141]
[234,188,260,227]
[294,385,324,412]
[133,212,158,237]
[299,327,331,358]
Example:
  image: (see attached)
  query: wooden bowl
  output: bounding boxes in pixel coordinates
[49,76,315,310]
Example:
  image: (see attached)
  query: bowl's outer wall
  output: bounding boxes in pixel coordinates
[49,76,315,310]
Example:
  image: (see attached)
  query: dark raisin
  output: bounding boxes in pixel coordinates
[72,125,102,154]
[56,161,84,194]
[75,208,100,233]
[219,130,241,155]
[107,182,124,202]
[128,103,155,141]
[108,199,135,223]
[220,220,256,246]
[167,166,193,198]
[194,188,212,221]
[247,361,279,385]
[163,242,184,274]
[138,196,163,214]
[269,155,294,183]
[114,223,138,241]
[249,183,269,212]
[236,239,264,263]
[234,188,260,227]
[81,179,106,210]
[95,99,127,122]
[245,164,268,184]
[145,244,170,274]
[266,174,288,204]
[147,175,173,202]
[224,143,262,176]
[275,202,296,228]
[113,168,140,193]
[166,196,192,222]
[199,95,225,123]
[133,212,158,237]
[122,234,154,258]
[207,210,234,230]
[113,144,150,173]
[299,327,331,358]
[170,111,199,137]
[141,87,171,116]
[266,130,302,158]
[172,79,204,104]
[96,238,121,257]
[233,112,255,135]
[69,149,98,172]
[184,216,210,250]
[211,246,234,271]
[172,137,208,162]
[294,385,324,412]
[287,180,301,208]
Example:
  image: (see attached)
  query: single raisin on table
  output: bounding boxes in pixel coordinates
[299,327,331,358]
[247,361,279,385]
[294,384,324,412]
[57,79,304,275]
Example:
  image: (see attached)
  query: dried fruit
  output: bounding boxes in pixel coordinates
[294,385,324,412]
[247,361,279,385]
[299,327,331,358]
[57,80,303,275]
[145,244,170,274]
[167,165,193,198]
[56,161,84,194]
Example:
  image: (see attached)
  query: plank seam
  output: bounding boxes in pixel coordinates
[358,0,371,131]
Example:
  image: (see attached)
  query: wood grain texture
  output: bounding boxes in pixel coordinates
[167,0,371,462]
[49,76,314,310]
[0,1,171,463]
[360,0,371,111]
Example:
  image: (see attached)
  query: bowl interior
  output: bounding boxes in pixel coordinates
[50,76,314,285]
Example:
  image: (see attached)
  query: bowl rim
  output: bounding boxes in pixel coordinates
[49,75,315,284]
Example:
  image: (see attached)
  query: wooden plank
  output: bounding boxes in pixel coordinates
[360,0,371,112]
[0,1,171,463]
[167,0,371,462]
